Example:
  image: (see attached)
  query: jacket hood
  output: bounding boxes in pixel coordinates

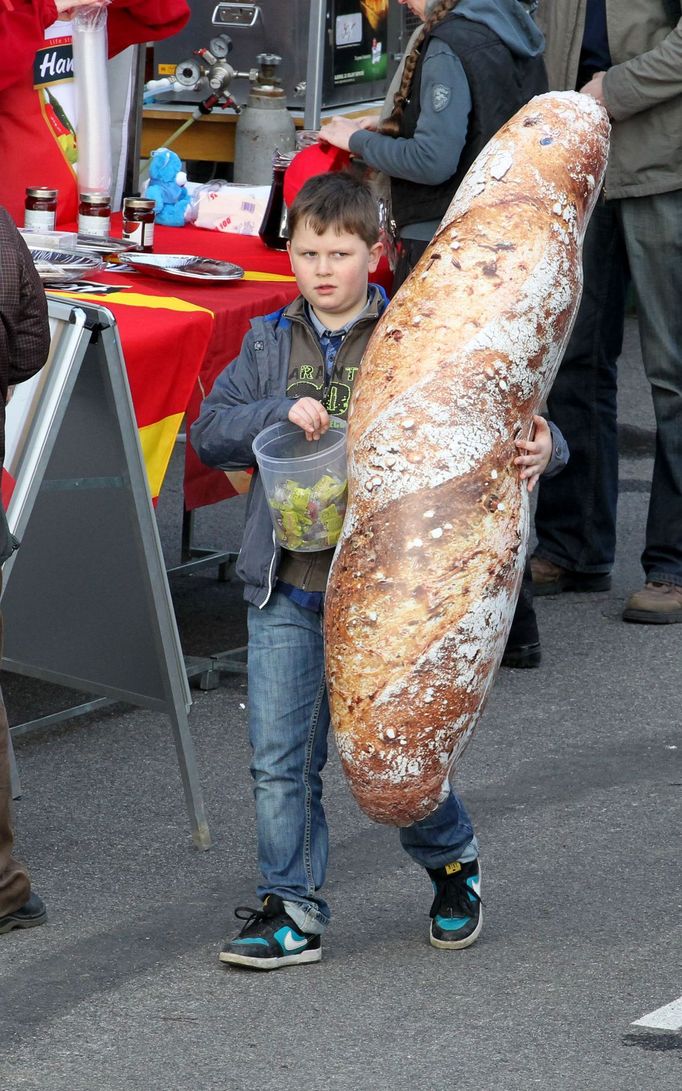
[447,0,544,58]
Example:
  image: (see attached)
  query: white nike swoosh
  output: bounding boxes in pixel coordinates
[283,931,309,952]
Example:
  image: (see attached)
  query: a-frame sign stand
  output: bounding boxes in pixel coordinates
[2,298,210,849]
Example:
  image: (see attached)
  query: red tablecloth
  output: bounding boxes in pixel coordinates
[148,223,302,508]
[54,216,393,508]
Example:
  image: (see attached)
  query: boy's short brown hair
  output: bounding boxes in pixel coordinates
[287,171,381,249]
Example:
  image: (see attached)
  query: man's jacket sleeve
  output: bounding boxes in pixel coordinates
[8,224,51,385]
[604,20,682,121]
[543,421,570,479]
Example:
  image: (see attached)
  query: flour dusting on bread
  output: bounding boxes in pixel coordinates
[324,93,610,826]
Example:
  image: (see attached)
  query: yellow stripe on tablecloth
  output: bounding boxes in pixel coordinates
[139,412,185,498]
[47,289,214,315]
[242,271,296,283]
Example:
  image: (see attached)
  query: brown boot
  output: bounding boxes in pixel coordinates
[623,582,682,624]
[530,556,612,597]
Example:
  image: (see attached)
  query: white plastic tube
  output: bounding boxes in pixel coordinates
[72,5,112,196]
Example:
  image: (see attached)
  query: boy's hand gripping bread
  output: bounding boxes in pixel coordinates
[324,92,610,826]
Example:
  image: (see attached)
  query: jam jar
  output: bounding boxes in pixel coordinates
[24,187,58,231]
[78,191,111,237]
[259,151,296,251]
[122,197,156,252]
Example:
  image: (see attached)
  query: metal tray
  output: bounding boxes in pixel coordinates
[30,248,103,283]
[76,234,138,255]
[124,253,245,283]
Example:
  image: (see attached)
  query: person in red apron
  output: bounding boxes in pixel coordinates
[0,0,189,226]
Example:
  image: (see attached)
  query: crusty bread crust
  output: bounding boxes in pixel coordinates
[324,93,610,826]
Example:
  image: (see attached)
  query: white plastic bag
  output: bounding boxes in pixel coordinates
[188,182,272,235]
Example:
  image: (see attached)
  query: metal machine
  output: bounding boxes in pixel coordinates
[152,1,410,110]
[149,35,297,184]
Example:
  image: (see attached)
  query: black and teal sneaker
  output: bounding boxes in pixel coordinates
[219,894,321,970]
[427,859,482,950]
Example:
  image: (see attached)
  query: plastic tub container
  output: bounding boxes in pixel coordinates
[253,417,348,552]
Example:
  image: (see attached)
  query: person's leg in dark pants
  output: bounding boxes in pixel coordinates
[0,693,31,925]
[0,593,46,933]
[621,190,682,622]
[533,198,629,591]
[502,560,541,667]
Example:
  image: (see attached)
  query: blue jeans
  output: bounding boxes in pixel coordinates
[247,591,478,935]
[535,190,682,586]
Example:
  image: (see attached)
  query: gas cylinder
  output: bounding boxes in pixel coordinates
[233,54,296,185]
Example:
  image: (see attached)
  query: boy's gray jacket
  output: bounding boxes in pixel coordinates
[190,286,388,608]
[536,0,682,198]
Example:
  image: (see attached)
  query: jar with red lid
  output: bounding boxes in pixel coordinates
[24,187,58,231]
[78,192,111,238]
[122,197,156,252]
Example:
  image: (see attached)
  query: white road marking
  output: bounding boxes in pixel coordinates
[632,996,682,1031]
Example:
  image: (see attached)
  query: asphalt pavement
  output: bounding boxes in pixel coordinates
[1,318,680,1091]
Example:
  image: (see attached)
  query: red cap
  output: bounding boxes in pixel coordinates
[283,142,353,208]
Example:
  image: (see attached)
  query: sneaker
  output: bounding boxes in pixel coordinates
[219,894,321,970]
[0,892,47,935]
[530,556,611,597]
[501,641,542,668]
[427,860,482,950]
[623,581,682,624]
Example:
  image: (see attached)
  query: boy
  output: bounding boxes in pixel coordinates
[191,172,562,970]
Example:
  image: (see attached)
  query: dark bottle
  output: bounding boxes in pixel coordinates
[259,151,296,250]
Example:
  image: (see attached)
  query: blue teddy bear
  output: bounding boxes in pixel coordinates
[144,147,191,227]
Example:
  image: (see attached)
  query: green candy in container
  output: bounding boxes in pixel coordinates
[253,417,348,552]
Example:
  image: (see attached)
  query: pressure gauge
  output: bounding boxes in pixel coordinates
[209,34,232,59]
[174,58,202,87]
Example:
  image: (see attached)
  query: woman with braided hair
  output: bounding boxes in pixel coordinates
[323,0,547,289]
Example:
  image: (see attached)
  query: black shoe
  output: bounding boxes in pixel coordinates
[219,894,321,970]
[0,892,47,934]
[427,860,482,950]
[501,641,542,668]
